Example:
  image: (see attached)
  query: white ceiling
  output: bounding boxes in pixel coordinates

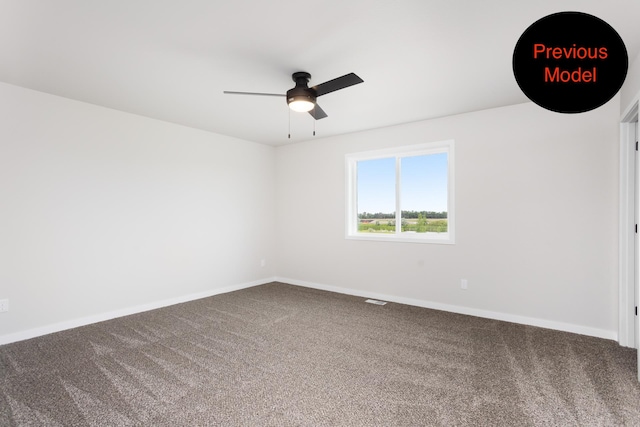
[1,1,639,146]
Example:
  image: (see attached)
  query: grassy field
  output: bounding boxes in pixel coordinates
[358,218,448,233]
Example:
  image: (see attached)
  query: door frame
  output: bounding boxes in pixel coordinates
[619,101,639,348]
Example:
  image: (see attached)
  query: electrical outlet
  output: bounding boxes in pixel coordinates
[0,299,8,312]
[460,279,468,290]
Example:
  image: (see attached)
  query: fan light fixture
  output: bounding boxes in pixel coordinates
[286,79,317,112]
[288,96,315,112]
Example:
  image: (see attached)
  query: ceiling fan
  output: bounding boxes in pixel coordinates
[224,71,363,120]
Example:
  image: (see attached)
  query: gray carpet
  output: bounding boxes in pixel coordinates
[1,282,640,426]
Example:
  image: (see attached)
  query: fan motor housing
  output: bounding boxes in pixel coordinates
[286,86,317,105]
[287,71,316,106]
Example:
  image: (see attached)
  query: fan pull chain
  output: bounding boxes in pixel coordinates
[288,108,291,139]
[313,106,316,136]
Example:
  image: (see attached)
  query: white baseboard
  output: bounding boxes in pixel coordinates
[2,276,618,345]
[275,276,618,341]
[0,277,277,345]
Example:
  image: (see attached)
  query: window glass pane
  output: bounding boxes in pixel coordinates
[357,157,396,233]
[400,153,448,233]
[346,140,454,244]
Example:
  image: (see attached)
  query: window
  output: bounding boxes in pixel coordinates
[345,140,454,244]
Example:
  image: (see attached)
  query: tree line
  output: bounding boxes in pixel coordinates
[358,210,447,219]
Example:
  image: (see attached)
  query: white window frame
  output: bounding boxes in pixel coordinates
[345,140,455,244]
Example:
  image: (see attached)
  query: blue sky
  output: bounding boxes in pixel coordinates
[357,153,448,214]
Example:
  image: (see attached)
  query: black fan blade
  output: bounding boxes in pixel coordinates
[312,73,363,97]
[308,103,328,120]
[223,91,285,97]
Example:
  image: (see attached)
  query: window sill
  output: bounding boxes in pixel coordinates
[345,232,454,245]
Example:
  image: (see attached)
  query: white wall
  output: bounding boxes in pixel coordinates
[0,81,623,343]
[276,100,620,339]
[0,82,276,342]
[621,51,640,114]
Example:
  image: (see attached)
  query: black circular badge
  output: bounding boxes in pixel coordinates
[513,11,628,113]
